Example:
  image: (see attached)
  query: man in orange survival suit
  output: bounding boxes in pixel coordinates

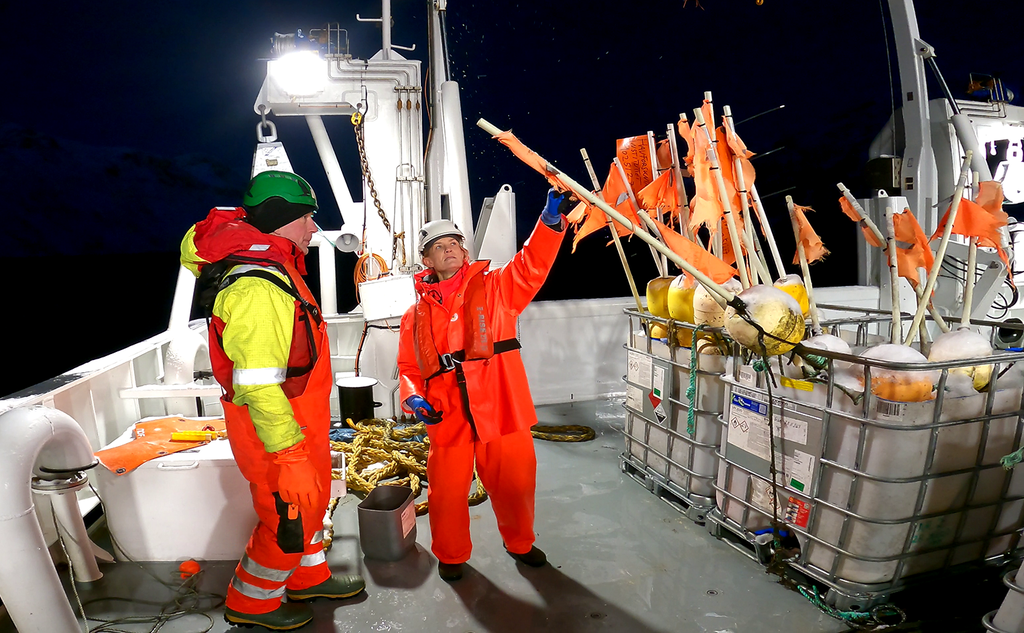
[180,171,364,630]
[397,189,569,581]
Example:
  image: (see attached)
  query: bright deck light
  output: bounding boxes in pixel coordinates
[269,51,327,97]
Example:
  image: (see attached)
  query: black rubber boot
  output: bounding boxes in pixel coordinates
[507,545,547,567]
[437,562,464,582]
[224,602,313,630]
[286,574,366,601]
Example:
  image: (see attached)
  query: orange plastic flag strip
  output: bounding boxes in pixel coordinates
[568,163,642,252]
[647,212,737,284]
[838,196,883,248]
[715,126,746,215]
[676,118,695,170]
[637,169,680,219]
[892,209,935,288]
[656,139,673,171]
[722,121,756,202]
[791,204,828,264]
[930,195,1010,271]
[977,180,1006,216]
[494,130,569,192]
[688,101,724,234]
[94,416,227,475]
[616,135,654,196]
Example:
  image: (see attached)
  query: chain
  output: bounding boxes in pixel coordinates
[351,110,398,265]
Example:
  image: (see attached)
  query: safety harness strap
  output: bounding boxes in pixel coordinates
[424,338,522,382]
[214,267,321,379]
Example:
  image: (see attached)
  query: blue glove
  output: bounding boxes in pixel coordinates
[405,395,442,425]
[540,188,564,226]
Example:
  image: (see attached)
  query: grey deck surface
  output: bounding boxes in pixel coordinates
[0,400,915,632]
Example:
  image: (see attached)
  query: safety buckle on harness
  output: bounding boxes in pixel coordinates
[439,353,457,371]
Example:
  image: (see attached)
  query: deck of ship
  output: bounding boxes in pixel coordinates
[0,399,1010,632]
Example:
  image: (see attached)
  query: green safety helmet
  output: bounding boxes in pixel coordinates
[243,170,318,211]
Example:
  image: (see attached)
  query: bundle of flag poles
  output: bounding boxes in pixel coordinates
[477,91,1011,360]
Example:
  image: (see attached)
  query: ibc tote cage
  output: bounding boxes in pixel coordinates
[621,310,730,524]
[622,306,1024,610]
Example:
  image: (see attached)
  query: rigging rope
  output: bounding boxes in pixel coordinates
[323,412,595,548]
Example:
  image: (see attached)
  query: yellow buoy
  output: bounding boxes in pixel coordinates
[773,274,810,317]
[667,275,697,347]
[724,285,805,356]
[646,276,674,318]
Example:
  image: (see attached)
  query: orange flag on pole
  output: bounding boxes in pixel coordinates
[676,117,695,172]
[566,163,643,252]
[723,119,756,194]
[930,193,1010,270]
[637,169,681,220]
[616,135,654,196]
[688,101,724,234]
[494,130,568,192]
[791,204,828,264]
[647,212,737,284]
[892,208,935,288]
[838,196,883,248]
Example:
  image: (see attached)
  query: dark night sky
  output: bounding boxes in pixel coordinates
[2,0,1022,392]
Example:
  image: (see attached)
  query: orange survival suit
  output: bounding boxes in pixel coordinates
[181,208,333,615]
[397,217,565,564]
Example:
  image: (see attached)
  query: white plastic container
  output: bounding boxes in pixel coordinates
[94,422,258,562]
[805,384,1024,584]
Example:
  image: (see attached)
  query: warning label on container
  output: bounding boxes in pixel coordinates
[627,350,652,389]
[783,450,815,492]
[726,388,808,460]
[653,402,667,425]
[785,496,811,528]
[401,502,416,538]
[652,365,665,400]
[749,477,784,515]
[625,385,644,412]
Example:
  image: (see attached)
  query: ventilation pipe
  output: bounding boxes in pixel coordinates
[0,406,99,633]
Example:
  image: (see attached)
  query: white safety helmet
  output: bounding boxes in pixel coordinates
[418,220,465,254]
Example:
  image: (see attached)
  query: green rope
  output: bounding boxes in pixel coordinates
[803,352,828,371]
[797,584,906,630]
[751,359,769,373]
[685,325,708,437]
[1002,447,1024,470]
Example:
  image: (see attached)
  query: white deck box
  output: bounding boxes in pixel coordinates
[94,422,258,562]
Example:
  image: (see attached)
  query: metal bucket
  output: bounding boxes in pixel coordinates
[357,485,417,561]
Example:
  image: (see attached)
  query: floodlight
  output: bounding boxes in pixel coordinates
[269,51,327,97]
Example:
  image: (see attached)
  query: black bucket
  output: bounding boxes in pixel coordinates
[336,375,382,424]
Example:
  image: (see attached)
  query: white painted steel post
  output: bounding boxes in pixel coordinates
[306,115,356,221]
[440,81,475,257]
[168,264,197,331]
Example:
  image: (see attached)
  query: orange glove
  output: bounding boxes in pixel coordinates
[273,439,322,513]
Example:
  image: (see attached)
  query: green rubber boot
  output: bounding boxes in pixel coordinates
[286,574,366,601]
[224,602,313,630]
